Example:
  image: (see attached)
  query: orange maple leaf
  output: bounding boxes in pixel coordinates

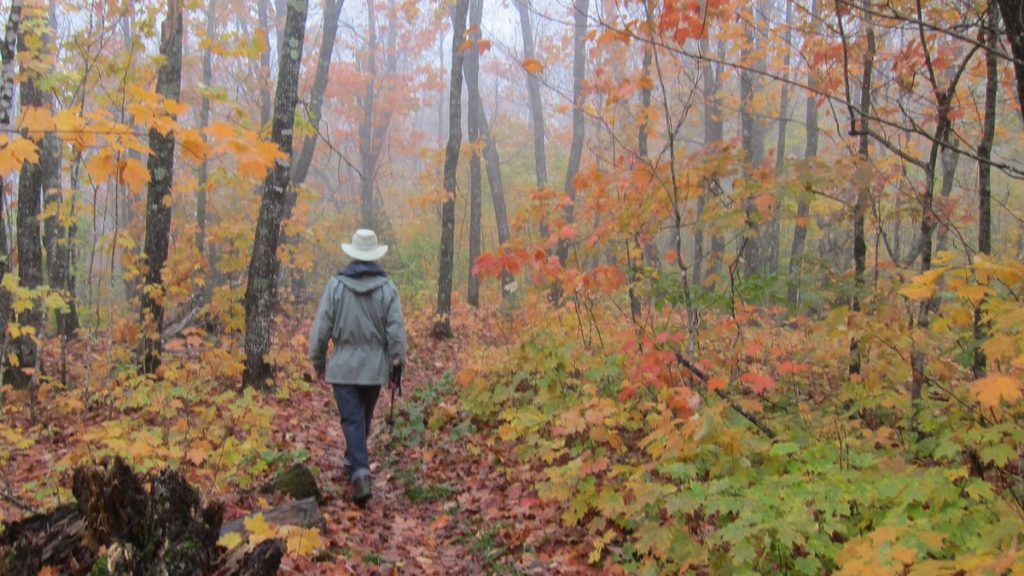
[970,374,1022,409]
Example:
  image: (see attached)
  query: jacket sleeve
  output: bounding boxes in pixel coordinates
[385,282,407,365]
[309,279,337,373]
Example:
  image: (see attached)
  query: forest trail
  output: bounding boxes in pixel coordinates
[270,316,579,575]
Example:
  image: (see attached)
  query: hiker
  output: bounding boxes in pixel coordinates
[309,229,407,506]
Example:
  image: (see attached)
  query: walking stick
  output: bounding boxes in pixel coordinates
[387,363,403,426]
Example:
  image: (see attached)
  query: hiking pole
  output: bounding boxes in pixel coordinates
[387,363,403,426]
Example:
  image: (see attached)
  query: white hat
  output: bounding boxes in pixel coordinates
[342,229,389,261]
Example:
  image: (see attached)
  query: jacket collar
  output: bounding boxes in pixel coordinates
[339,261,387,278]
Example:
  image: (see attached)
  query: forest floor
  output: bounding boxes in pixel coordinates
[0,306,598,575]
[271,312,597,575]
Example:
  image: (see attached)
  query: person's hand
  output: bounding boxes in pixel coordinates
[389,362,403,390]
[316,370,326,386]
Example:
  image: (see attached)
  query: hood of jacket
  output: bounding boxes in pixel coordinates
[337,262,389,294]
[337,274,389,294]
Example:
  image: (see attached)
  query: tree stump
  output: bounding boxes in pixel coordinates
[0,458,284,576]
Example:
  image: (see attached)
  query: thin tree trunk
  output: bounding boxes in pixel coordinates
[257,0,272,126]
[513,0,549,241]
[787,0,819,307]
[291,0,344,186]
[358,0,379,229]
[554,0,589,277]
[740,4,766,279]
[934,147,960,252]
[698,36,723,292]
[196,0,216,302]
[431,0,470,339]
[974,3,998,378]
[769,0,794,275]
[850,4,875,376]
[242,0,308,388]
[465,0,483,308]
[474,86,513,298]
[139,0,184,373]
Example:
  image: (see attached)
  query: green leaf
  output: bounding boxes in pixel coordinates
[980,444,1016,467]
[769,442,800,456]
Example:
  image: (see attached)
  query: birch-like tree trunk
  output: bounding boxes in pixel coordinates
[242,0,308,388]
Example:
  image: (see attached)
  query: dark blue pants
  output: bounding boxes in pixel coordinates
[332,384,381,481]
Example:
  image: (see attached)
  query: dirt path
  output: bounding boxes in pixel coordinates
[273,335,499,574]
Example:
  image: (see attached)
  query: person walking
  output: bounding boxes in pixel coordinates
[309,229,407,506]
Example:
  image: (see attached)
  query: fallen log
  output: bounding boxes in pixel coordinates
[219,497,325,538]
[0,458,284,576]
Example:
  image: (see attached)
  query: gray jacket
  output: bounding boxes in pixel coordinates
[309,272,406,385]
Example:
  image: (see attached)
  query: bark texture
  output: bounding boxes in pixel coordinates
[242,0,308,388]
[850,5,875,376]
[11,3,50,388]
[139,0,184,374]
[998,0,1024,123]
[974,3,999,377]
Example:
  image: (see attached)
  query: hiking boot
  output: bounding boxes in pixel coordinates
[352,476,372,507]
[341,458,353,482]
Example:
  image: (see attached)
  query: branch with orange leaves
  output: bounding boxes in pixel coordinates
[674,351,777,439]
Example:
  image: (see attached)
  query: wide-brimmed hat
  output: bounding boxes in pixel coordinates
[342,229,389,261]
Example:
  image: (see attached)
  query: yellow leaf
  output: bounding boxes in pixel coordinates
[243,514,276,545]
[970,374,1022,409]
[205,122,236,141]
[180,129,209,164]
[164,98,188,117]
[898,268,946,301]
[522,58,544,75]
[0,138,38,176]
[119,158,150,194]
[86,150,117,184]
[280,525,323,557]
[217,532,243,550]
[17,106,55,141]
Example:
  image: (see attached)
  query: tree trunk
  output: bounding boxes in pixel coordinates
[242,0,308,388]
[974,3,999,378]
[787,0,819,307]
[465,0,483,308]
[740,4,766,279]
[139,0,184,374]
[768,0,794,275]
[431,0,470,339]
[698,36,723,292]
[291,0,344,186]
[257,0,272,127]
[358,0,379,229]
[10,4,48,388]
[513,0,549,240]
[196,0,216,303]
[850,5,875,376]
[998,0,1024,123]
[473,86,513,298]
[554,0,589,283]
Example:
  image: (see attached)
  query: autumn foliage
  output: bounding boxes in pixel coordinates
[1,0,1024,573]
